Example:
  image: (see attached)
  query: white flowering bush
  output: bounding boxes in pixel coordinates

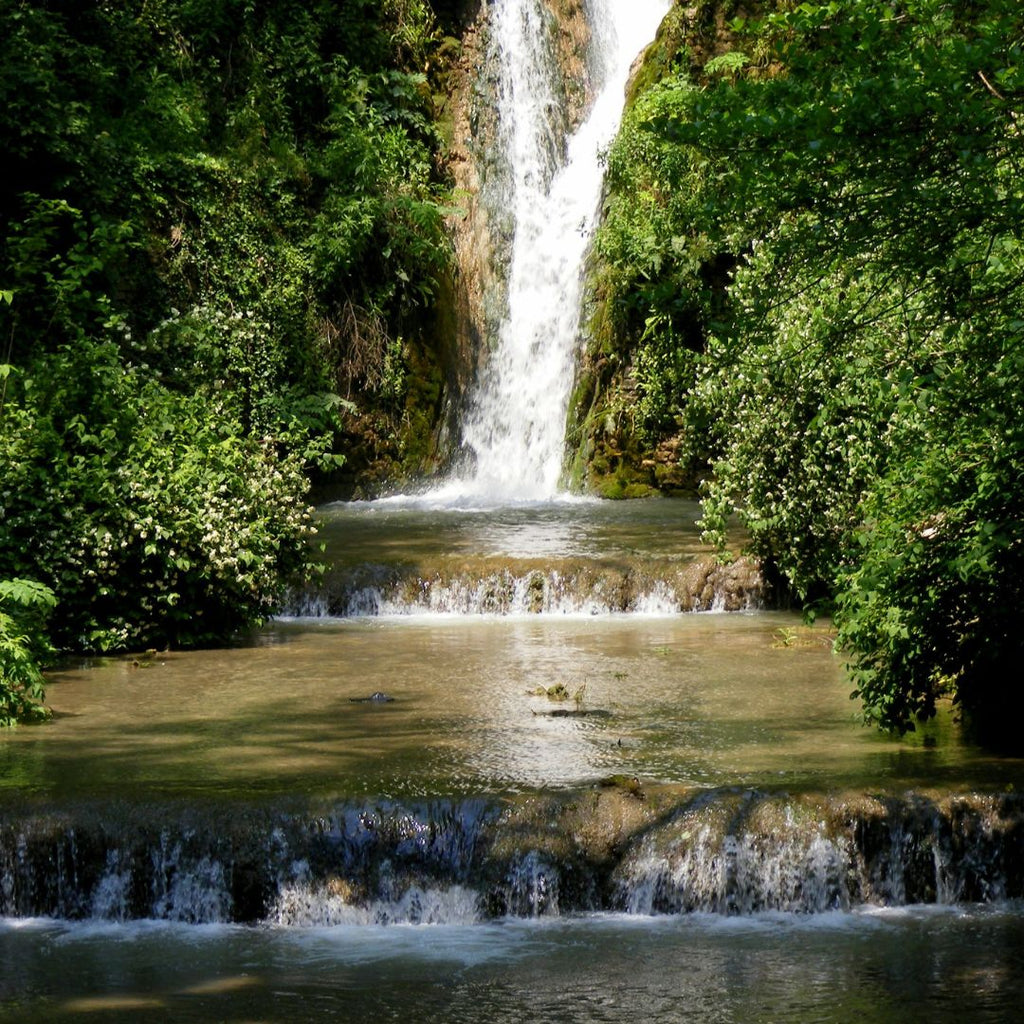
[0,340,318,651]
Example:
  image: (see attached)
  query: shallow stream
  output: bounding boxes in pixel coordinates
[2,497,1023,1021]
[4,908,1024,1023]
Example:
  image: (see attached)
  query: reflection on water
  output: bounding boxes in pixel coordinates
[2,907,1023,1023]
[3,614,1017,801]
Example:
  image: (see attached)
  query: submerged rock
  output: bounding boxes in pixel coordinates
[533,708,613,718]
[599,774,645,798]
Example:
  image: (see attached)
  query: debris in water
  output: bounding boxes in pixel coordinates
[599,774,645,799]
[527,683,571,700]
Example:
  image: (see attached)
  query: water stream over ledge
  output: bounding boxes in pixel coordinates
[453,0,671,500]
[286,497,763,617]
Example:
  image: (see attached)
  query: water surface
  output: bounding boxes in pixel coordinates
[2,908,1022,1022]
[316,495,708,567]
[2,613,1016,801]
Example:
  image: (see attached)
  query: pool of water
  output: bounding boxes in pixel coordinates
[316,495,710,566]
[3,907,1023,1023]
[1,613,1013,801]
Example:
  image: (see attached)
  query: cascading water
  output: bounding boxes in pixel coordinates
[450,0,670,502]
[3,792,1023,924]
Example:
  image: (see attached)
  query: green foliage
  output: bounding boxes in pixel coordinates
[598,0,1024,732]
[703,51,749,77]
[0,578,55,725]
[0,339,319,650]
[835,331,1024,734]
[0,0,451,433]
[594,76,728,443]
[0,0,454,651]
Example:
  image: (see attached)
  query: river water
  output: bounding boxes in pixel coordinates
[5,497,1012,801]
[2,497,1024,1020]
[3,908,1024,1023]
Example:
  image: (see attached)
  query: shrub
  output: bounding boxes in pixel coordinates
[0,341,319,650]
[0,578,55,725]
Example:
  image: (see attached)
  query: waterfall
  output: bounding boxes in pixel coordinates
[2,791,1022,924]
[448,0,669,503]
[281,557,765,618]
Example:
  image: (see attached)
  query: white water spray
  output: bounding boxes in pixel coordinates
[446,0,669,503]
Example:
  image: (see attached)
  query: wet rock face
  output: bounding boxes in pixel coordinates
[681,556,764,612]
[541,0,592,126]
[2,789,1022,924]
[444,2,506,402]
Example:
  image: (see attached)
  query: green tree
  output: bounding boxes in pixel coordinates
[595,0,1024,734]
[0,0,454,652]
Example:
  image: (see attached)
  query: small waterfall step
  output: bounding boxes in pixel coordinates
[284,555,764,618]
[3,788,1022,925]
[287,497,763,618]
